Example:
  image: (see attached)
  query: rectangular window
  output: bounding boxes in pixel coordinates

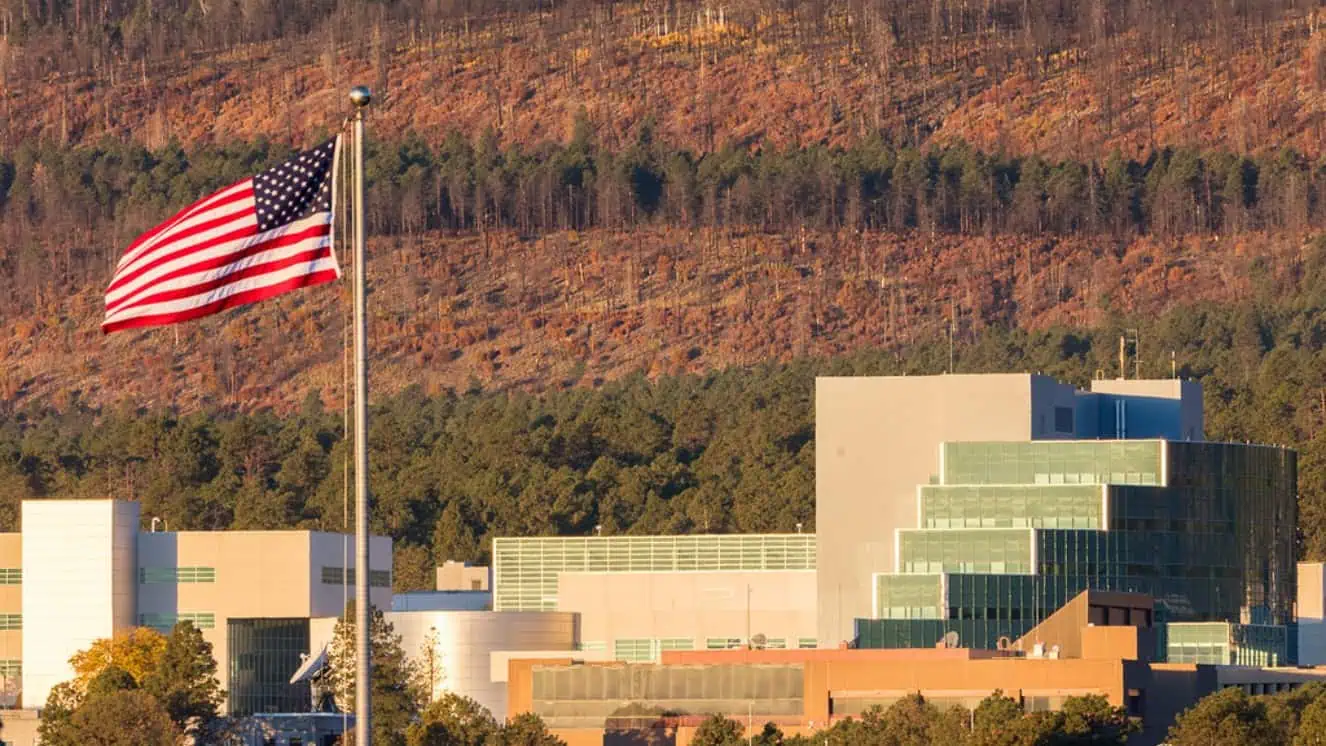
[139,567,216,584]
[705,637,742,650]
[1054,407,1074,434]
[0,569,20,585]
[227,618,310,717]
[613,639,655,662]
[0,660,19,678]
[658,638,694,652]
[139,612,216,631]
[797,638,818,649]
[764,638,787,649]
[0,615,21,631]
[320,567,391,588]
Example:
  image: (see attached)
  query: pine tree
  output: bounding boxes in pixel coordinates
[327,600,423,746]
[143,620,224,739]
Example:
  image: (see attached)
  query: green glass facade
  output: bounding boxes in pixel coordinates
[492,534,815,611]
[227,618,311,716]
[1166,622,1290,666]
[860,440,1297,656]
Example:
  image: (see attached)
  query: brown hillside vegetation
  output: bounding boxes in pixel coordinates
[0,227,1308,413]
[3,1,1326,160]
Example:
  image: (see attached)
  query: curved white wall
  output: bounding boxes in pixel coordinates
[311,610,577,720]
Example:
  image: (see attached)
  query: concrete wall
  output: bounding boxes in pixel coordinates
[0,708,40,746]
[311,610,578,720]
[815,374,1038,645]
[0,533,20,707]
[21,499,140,708]
[557,570,816,652]
[307,532,394,617]
[438,561,490,592]
[137,530,391,711]
[1088,379,1203,441]
[1299,562,1326,665]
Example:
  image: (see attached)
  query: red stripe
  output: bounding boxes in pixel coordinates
[109,218,261,300]
[101,269,340,335]
[118,183,253,269]
[110,244,333,317]
[106,221,329,314]
[108,202,258,295]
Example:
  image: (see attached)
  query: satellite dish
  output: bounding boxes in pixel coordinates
[751,633,767,650]
[943,631,960,649]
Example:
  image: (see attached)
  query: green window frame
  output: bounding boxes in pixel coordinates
[320,567,391,588]
[0,614,21,631]
[797,638,818,649]
[613,638,655,662]
[658,638,694,652]
[139,612,216,631]
[705,637,742,650]
[139,567,216,584]
[0,569,21,585]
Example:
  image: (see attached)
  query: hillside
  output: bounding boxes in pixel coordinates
[3,1,1326,160]
[2,226,1310,413]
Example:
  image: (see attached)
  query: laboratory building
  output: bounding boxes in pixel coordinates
[1,373,1325,745]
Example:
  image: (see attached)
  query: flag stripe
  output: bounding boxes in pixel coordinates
[103,138,341,335]
[117,181,253,273]
[107,212,260,302]
[106,236,331,320]
[106,213,325,313]
[101,265,341,334]
[105,250,338,326]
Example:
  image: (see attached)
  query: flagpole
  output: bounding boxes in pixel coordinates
[349,84,372,746]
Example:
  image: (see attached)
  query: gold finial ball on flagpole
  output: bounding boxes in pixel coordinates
[349,86,372,108]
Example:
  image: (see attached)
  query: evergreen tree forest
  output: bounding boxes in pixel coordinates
[7,252,1326,587]
[3,132,1326,320]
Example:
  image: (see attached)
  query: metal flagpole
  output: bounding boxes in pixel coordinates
[350,84,372,746]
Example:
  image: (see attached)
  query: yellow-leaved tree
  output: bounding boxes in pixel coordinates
[68,627,168,692]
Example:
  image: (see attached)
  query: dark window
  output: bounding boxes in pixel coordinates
[1054,406,1074,433]
[227,618,311,716]
[471,580,482,590]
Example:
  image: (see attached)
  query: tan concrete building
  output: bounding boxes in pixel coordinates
[557,570,817,658]
[1,499,392,717]
[1301,562,1326,665]
[137,528,392,714]
[437,560,490,591]
[0,534,19,708]
[507,590,1326,746]
[814,374,1203,645]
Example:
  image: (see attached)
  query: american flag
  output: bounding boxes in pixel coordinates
[102,138,342,334]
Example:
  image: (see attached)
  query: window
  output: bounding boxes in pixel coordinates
[139,612,216,631]
[0,615,21,631]
[0,569,20,585]
[0,660,20,678]
[614,639,655,662]
[320,567,391,588]
[470,580,482,590]
[227,618,311,717]
[797,638,818,649]
[705,638,742,650]
[658,638,694,652]
[140,567,215,584]
[1054,407,1074,434]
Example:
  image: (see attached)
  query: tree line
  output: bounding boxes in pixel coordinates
[8,232,1326,584]
[4,129,1326,318]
